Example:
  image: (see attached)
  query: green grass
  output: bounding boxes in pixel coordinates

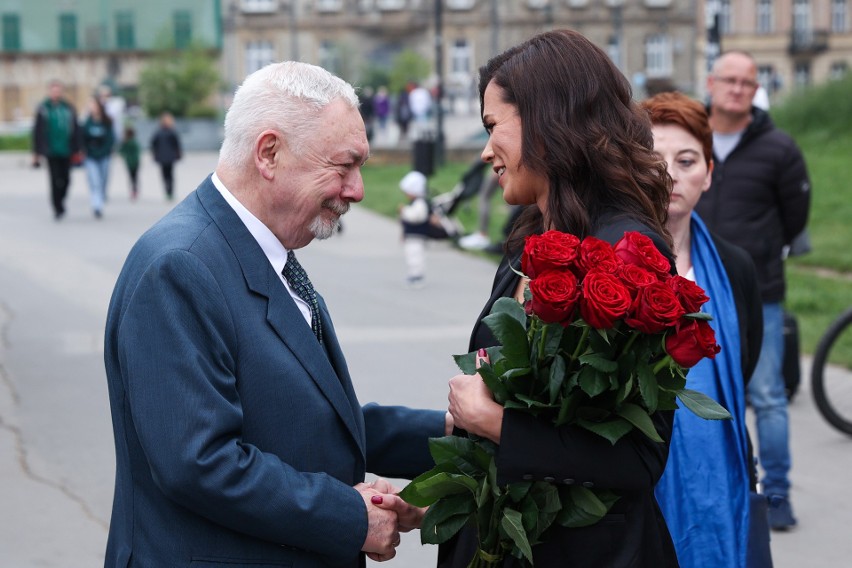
[0,134,29,151]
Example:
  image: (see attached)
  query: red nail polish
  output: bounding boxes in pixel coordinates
[478,348,487,357]
[371,495,383,504]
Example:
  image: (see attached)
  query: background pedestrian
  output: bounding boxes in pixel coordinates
[31,79,81,220]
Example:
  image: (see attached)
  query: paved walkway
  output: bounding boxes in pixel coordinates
[1,122,851,565]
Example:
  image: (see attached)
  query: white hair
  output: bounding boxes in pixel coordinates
[218,61,359,170]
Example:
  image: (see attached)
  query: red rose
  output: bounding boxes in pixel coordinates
[625,281,686,334]
[579,271,632,329]
[668,275,710,314]
[665,319,721,367]
[577,236,622,276]
[617,264,658,298]
[613,231,672,279]
[522,231,581,279]
[528,270,581,325]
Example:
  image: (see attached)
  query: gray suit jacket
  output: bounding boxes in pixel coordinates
[104,176,443,567]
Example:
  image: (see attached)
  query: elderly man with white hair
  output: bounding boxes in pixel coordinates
[103,61,450,567]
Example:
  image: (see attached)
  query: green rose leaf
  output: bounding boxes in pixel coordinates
[637,363,659,412]
[579,353,618,374]
[615,402,663,442]
[556,486,609,527]
[578,366,608,397]
[429,436,491,474]
[548,355,566,404]
[677,388,733,420]
[420,493,476,544]
[501,507,533,564]
[577,416,633,445]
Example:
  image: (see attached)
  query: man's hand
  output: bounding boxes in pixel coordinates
[355,483,400,562]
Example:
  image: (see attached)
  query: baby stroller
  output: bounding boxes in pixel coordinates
[429,157,492,239]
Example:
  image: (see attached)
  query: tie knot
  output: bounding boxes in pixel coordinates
[283,251,323,342]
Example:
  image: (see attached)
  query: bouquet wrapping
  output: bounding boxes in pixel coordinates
[400,230,729,567]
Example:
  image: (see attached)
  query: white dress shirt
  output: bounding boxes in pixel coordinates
[211,172,313,328]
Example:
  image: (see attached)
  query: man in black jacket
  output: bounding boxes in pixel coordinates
[32,80,81,220]
[695,50,811,531]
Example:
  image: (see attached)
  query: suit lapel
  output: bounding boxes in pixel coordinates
[195,178,365,455]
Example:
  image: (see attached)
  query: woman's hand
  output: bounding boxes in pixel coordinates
[447,349,503,443]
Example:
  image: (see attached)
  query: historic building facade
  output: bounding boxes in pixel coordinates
[2,1,851,129]
[0,0,221,129]
[700,0,852,104]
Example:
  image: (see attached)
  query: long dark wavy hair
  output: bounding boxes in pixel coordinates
[478,29,672,254]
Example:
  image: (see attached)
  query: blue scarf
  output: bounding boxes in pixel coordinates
[655,213,751,568]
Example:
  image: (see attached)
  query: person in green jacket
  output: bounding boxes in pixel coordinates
[32,80,81,220]
[119,125,141,201]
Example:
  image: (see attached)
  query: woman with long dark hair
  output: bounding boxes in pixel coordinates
[441,29,679,567]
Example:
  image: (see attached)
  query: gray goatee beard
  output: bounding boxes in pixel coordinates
[310,199,350,240]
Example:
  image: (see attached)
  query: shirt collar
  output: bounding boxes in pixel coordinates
[211,172,290,277]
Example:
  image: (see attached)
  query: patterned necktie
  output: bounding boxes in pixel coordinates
[282,250,323,342]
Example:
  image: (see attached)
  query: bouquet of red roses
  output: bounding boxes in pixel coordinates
[400,230,729,567]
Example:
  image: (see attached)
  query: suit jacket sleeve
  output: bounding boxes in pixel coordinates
[118,249,367,563]
[363,403,445,479]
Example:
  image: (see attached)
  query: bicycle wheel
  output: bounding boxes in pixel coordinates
[811,307,852,436]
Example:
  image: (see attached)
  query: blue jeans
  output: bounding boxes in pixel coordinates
[748,303,791,497]
[84,156,111,213]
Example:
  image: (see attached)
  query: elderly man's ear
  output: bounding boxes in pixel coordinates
[255,130,282,180]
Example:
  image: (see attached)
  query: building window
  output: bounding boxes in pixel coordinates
[316,0,343,11]
[242,0,277,12]
[793,0,811,34]
[794,61,810,88]
[174,10,192,49]
[246,40,275,75]
[115,11,134,50]
[830,61,848,79]
[645,34,672,78]
[2,13,21,51]
[447,0,475,9]
[757,0,773,34]
[319,40,340,75]
[376,0,406,9]
[718,0,732,34]
[59,13,78,50]
[450,38,471,78]
[527,0,551,8]
[832,0,848,32]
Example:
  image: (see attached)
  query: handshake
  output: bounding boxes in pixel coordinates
[356,478,425,562]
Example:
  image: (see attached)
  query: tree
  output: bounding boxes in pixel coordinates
[139,43,221,119]
[388,50,431,94]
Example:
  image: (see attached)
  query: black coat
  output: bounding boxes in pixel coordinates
[150,127,182,165]
[695,108,810,303]
[709,230,763,490]
[438,213,680,568]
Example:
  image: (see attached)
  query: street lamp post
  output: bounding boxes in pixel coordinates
[434,0,445,167]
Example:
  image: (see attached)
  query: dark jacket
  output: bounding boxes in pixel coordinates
[81,117,115,160]
[695,107,810,303]
[32,98,81,158]
[710,230,763,490]
[103,177,445,566]
[438,213,679,568]
[150,127,182,165]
